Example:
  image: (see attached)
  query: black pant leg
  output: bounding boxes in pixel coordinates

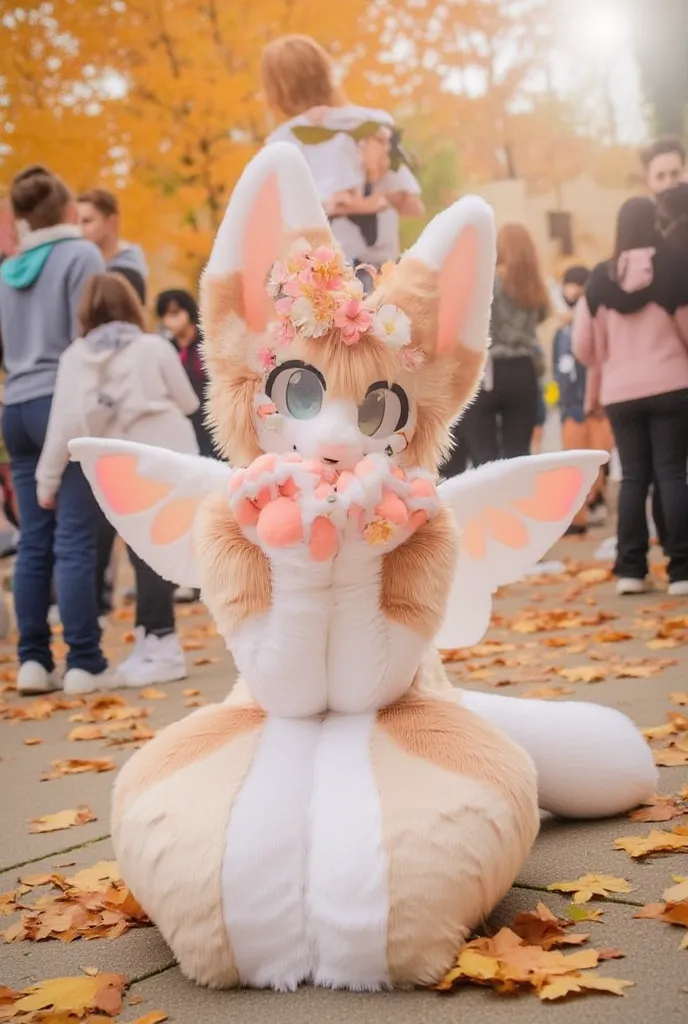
[497,356,538,459]
[128,545,175,636]
[457,388,500,466]
[647,389,688,582]
[606,398,653,579]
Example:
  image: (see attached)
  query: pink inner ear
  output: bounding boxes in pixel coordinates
[510,466,585,522]
[150,498,199,546]
[437,225,477,354]
[242,173,283,333]
[94,455,173,516]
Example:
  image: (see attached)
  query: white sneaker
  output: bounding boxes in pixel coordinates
[668,580,688,597]
[17,661,61,695]
[113,629,187,687]
[63,667,114,695]
[616,577,651,595]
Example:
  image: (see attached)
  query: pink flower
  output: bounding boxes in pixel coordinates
[272,317,295,347]
[274,295,295,316]
[256,347,277,371]
[334,298,374,346]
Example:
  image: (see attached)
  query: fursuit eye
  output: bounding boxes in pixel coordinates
[357,383,409,438]
[265,361,325,421]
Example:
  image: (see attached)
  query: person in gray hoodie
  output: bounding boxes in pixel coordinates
[77,188,148,304]
[0,165,109,695]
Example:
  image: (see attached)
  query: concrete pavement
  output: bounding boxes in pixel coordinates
[1,531,687,1022]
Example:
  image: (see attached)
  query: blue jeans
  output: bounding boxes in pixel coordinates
[2,396,106,673]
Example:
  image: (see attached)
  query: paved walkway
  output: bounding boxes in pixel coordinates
[1,531,687,1022]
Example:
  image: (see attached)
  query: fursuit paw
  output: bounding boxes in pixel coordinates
[337,454,440,553]
[227,453,346,562]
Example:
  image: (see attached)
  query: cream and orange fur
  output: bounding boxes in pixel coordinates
[70,144,657,994]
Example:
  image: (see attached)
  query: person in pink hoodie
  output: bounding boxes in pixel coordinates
[573,196,688,597]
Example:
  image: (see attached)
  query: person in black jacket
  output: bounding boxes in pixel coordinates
[155,289,219,459]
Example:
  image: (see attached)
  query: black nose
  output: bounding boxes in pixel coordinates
[323,457,339,465]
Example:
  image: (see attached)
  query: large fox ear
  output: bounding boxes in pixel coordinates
[370,196,495,407]
[201,142,333,343]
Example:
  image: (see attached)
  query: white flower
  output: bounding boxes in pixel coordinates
[290,296,331,337]
[373,304,412,349]
[267,259,288,298]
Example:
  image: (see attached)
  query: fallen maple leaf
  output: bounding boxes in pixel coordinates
[0,891,17,916]
[653,746,688,767]
[547,874,635,904]
[511,902,589,949]
[22,736,43,746]
[2,861,149,946]
[437,922,630,1000]
[670,692,688,706]
[68,725,105,742]
[593,629,632,643]
[558,666,606,684]
[6,973,127,1018]
[41,758,116,781]
[615,828,688,859]
[566,905,605,923]
[129,1013,169,1024]
[539,972,633,1000]
[138,687,167,700]
[182,688,201,697]
[521,685,574,700]
[630,794,688,822]
[29,806,96,834]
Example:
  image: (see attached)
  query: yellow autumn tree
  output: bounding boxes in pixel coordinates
[1,0,636,288]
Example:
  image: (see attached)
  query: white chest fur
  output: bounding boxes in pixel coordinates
[220,714,390,991]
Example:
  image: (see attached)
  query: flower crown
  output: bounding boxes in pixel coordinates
[254,239,424,373]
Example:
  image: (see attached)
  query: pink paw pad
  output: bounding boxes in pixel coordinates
[409,478,436,500]
[409,509,429,529]
[310,516,338,561]
[279,478,300,499]
[256,497,304,548]
[234,498,261,527]
[375,490,409,527]
[248,453,277,480]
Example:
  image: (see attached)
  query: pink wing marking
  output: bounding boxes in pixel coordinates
[150,497,200,546]
[510,466,585,522]
[94,454,173,516]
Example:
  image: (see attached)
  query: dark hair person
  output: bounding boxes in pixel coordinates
[156,289,219,459]
[573,196,688,597]
[459,223,549,464]
[0,165,108,694]
[641,136,686,197]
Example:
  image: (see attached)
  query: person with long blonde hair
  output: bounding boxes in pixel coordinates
[260,35,423,276]
[459,223,549,464]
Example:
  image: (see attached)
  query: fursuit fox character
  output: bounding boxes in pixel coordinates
[70,143,656,992]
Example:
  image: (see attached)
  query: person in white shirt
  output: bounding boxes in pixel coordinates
[36,273,200,691]
[260,35,424,277]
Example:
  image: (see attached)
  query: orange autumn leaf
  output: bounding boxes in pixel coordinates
[42,758,116,781]
[547,874,634,904]
[138,687,168,701]
[29,806,96,834]
[7,973,127,1017]
[22,736,44,746]
[629,794,688,822]
[670,692,688,706]
[615,828,688,859]
[558,666,606,684]
[129,1013,169,1024]
[68,725,105,742]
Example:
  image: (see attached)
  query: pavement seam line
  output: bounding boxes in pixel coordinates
[130,960,178,985]
[0,833,111,876]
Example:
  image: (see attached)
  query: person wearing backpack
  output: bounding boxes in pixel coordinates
[36,273,200,690]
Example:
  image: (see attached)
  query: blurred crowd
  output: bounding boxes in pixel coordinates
[0,34,687,698]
